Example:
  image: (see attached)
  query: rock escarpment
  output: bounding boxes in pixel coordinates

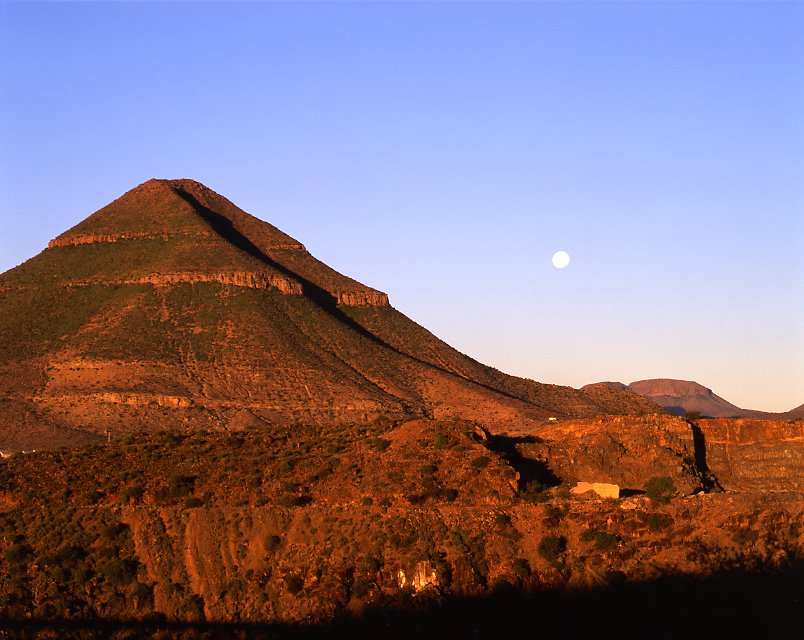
[697,418,804,492]
[522,415,706,494]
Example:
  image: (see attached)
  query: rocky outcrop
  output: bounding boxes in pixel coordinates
[40,392,194,409]
[60,270,389,303]
[65,271,304,295]
[524,414,705,494]
[397,561,439,591]
[697,419,804,492]
[48,232,173,247]
[336,291,390,307]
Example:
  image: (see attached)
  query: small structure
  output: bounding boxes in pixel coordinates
[548,417,558,422]
[570,481,620,499]
[0,450,13,460]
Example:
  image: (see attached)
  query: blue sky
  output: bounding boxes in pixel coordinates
[1,1,802,411]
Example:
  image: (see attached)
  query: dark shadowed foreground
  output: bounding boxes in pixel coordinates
[1,561,801,640]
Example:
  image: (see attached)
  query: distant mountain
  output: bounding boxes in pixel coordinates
[0,178,658,450]
[583,378,802,419]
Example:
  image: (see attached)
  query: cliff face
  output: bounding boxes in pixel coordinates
[698,419,804,492]
[523,414,705,494]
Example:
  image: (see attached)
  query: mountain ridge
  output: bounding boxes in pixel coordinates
[583,378,802,419]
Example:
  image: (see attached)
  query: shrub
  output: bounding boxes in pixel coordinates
[732,528,759,546]
[512,557,531,579]
[134,582,154,609]
[433,433,449,450]
[284,574,304,595]
[5,543,32,564]
[366,437,391,452]
[265,535,282,553]
[101,559,138,586]
[644,513,674,532]
[471,455,491,470]
[595,531,618,551]
[167,474,197,499]
[645,476,676,503]
[538,535,567,562]
[57,544,86,566]
[580,528,596,543]
[519,480,547,503]
[276,493,307,507]
[120,485,145,504]
[494,513,511,528]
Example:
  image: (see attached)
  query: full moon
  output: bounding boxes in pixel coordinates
[552,250,571,269]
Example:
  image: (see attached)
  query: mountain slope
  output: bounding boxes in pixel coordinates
[0,179,657,449]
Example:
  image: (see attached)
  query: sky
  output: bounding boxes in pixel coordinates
[1,1,802,412]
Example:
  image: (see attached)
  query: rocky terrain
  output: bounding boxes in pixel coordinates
[0,415,801,638]
[584,378,804,419]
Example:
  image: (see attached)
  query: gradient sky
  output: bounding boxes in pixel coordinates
[1,1,802,411]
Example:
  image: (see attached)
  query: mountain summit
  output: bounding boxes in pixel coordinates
[0,179,657,449]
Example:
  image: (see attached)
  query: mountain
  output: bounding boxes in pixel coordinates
[0,179,658,450]
[583,378,802,419]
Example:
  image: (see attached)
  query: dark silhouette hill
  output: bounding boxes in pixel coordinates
[584,378,802,419]
[0,179,658,450]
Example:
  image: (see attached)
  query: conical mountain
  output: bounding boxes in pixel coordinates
[0,179,657,450]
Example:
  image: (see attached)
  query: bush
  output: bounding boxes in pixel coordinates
[494,513,511,528]
[643,512,674,532]
[512,557,531,579]
[120,485,145,504]
[538,535,566,562]
[519,480,547,503]
[645,476,676,503]
[580,528,596,543]
[264,535,282,553]
[284,574,304,595]
[5,543,32,564]
[101,559,138,586]
[595,531,618,551]
[366,437,391,452]
[471,455,491,470]
[167,474,197,499]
